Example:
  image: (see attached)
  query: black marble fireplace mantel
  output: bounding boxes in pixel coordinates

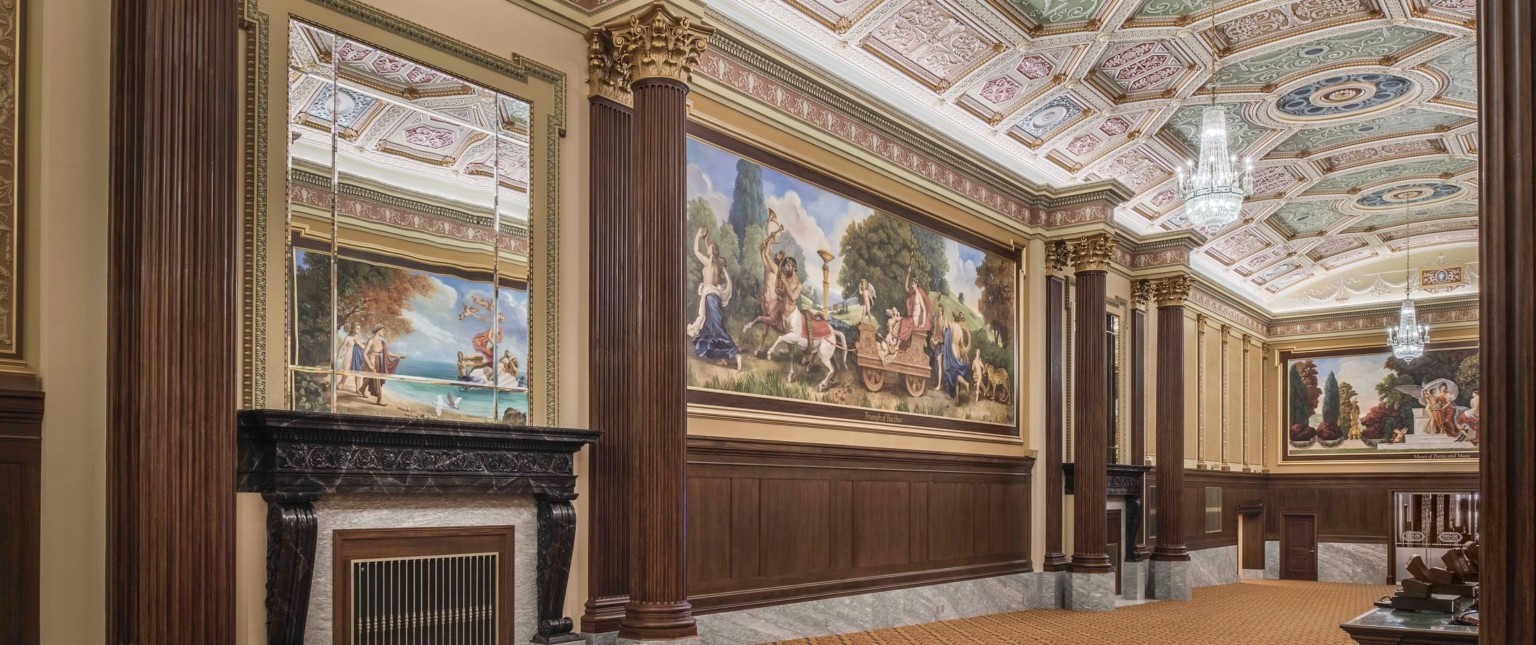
[237,409,598,645]
[1062,463,1152,561]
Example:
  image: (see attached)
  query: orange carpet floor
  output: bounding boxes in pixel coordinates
[771,579,1393,645]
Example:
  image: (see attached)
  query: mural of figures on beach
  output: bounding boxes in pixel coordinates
[1282,342,1478,461]
[684,137,1018,435]
[291,250,530,423]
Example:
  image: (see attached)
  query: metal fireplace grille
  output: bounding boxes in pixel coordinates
[351,552,499,644]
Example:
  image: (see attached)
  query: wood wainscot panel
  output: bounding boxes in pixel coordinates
[685,438,1033,613]
[1181,469,1269,551]
[1266,472,1478,543]
[0,383,43,644]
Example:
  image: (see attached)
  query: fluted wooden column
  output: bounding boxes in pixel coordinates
[1069,234,1114,575]
[1478,0,1536,638]
[583,28,634,636]
[611,7,712,641]
[109,0,239,640]
[1043,264,1069,571]
[1151,276,1192,564]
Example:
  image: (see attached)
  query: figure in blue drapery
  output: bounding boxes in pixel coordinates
[687,227,742,369]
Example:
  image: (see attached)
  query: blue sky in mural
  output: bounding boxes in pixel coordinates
[685,138,988,305]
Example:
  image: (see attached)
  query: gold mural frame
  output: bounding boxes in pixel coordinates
[1276,340,1480,464]
[684,123,1024,441]
[239,0,565,425]
[0,0,21,366]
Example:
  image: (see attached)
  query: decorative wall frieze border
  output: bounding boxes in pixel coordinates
[1266,297,1479,338]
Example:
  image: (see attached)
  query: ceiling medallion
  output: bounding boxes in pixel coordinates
[1356,182,1462,209]
[1277,74,1415,120]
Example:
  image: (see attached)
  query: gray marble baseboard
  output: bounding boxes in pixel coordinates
[1318,542,1389,584]
[583,632,619,645]
[617,637,703,645]
[694,572,1051,644]
[1122,560,1150,600]
[1189,545,1239,588]
[1065,571,1115,612]
[1151,560,1191,601]
[1240,568,1265,579]
[1264,541,1280,579]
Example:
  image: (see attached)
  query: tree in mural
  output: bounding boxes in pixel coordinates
[1288,363,1315,441]
[974,253,1014,348]
[837,212,931,329]
[1296,359,1322,414]
[1317,371,1343,441]
[727,159,767,248]
[334,259,436,339]
[909,225,949,296]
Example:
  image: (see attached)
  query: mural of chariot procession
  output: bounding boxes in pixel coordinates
[682,135,1017,434]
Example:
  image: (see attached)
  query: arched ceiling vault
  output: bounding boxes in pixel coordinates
[714,0,1479,314]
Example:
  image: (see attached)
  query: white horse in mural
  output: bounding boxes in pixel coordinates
[762,307,849,392]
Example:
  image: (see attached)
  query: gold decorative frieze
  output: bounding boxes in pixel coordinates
[586,29,631,105]
[1152,274,1194,307]
[1067,234,1115,272]
[608,3,713,84]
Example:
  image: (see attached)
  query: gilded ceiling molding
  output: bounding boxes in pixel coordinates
[1067,234,1115,273]
[586,29,632,105]
[607,3,714,83]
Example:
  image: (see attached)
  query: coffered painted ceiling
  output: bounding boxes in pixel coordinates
[707,0,1479,314]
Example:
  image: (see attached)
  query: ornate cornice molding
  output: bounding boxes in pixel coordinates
[1266,297,1479,337]
[607,3,713,84]
[1068,234,1115,273]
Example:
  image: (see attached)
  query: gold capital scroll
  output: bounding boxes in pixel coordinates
[1152,274,1194,307]
[1067,233,1116,272]
[1132,279,1155,309]
[607,3,714,84]
[1047,239,1071,273]
[586,29,632,105]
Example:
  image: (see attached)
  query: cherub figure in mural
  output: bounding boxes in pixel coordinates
[334,321,366,393]
[361,325,404,407]
[936,310,973,401]
[858,278,877,322]
[687,226,742,369]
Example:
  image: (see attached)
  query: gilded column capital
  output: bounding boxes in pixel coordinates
[608,3,714,85]
[586,29,632,105]
[1197,313,1209,332]
[1152,274,1193,307]
[1047,240,1071,273]
[1133,279,1154,308]
[1067,234,1116,273]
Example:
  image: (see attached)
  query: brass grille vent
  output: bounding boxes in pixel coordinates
[334,526,514,644]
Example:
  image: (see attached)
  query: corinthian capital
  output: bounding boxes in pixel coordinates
[586,29,631,105]
[608,3,714,84]
[1153,274,1194,307]
[1067,233,1116,272]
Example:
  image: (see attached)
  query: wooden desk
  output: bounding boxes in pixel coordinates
[1340,607,1478,644]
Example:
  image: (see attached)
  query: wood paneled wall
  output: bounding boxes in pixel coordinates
[0,384,44,643]
[1172,470,1479,550]
[685,438,1033,613]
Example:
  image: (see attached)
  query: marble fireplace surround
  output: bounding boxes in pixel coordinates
[237,409,597,645]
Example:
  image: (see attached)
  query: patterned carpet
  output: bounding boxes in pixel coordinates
[771,580,1393,645]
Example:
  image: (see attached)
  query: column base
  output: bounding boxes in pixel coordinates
[1121,560,1149,601]
[1065,571,1116,612]
[617,638,703,645]
[1151,559,1192,601]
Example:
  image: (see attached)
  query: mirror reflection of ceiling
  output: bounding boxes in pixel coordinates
[702,0,1478,314]
[287,21,533,235]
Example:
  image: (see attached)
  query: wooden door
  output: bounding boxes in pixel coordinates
[1281,514,1317,581]
[1240,512,1264,571]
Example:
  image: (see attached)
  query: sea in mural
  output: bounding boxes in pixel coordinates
[684,138,1017,431]
[291,249,529,422]
[1283,344,1479,460]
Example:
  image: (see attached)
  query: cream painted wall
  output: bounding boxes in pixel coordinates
[29,0,112,642]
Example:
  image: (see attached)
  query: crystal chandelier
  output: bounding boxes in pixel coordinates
[1388,218,1428,362]
[1177,1,1252,233]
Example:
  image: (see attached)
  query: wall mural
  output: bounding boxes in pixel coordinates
[684,134,1018,436]
[1282,342,1478,461]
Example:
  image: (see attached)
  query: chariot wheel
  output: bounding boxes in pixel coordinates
[903,375,926,398]
[859,366,885,392]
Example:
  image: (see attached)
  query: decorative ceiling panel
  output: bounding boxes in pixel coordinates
[717,0,1480,312]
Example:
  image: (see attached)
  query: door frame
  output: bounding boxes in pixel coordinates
[1280,512,1318,581]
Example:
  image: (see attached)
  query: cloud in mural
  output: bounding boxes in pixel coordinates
[946,239,984,306]
[686,163,731,225]
[764,189,864,296]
